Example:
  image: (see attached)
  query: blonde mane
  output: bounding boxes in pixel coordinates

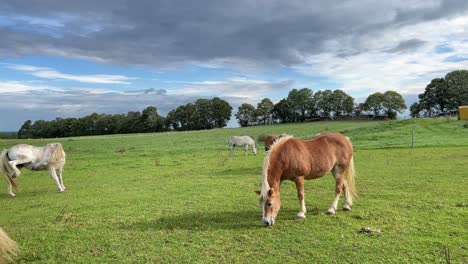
[50,143,65,164]
[260,135,294,199]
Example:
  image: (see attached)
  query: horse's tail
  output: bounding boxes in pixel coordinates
[0,150,19,192]
[0,226,18,264]
[344,156,357,198]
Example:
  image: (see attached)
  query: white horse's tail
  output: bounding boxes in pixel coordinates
[344,156,357,198]
[0,149,19,191]
[0,226,18,263]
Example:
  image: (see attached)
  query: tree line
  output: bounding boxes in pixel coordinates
[17,97,232,139]
[409,70,468,117]
[18,68,467,138]
[235,88,407,127]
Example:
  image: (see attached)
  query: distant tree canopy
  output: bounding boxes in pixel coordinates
[412,70,468,117]
[236,88,394,127]
[235,103,256,127]
[17,97,232,138]
[165,97,232,131]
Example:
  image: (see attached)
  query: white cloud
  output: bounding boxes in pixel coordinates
[296,15,468,96]
[169,77,294,99]
[5,64,134,84]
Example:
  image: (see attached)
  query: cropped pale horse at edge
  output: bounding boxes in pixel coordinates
[228,136,257,156]
[256,133,357,226]
[0,227,18,264]
[0,143,66,197]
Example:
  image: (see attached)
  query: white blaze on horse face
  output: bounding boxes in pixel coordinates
[262,192,281,226]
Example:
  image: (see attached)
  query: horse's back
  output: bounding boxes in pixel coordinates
[7,144,35,159]
[274,133,353,178]
[306,133,353,165]
[229,136,254,146]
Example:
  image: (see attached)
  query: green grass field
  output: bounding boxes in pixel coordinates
[1,118,467,263]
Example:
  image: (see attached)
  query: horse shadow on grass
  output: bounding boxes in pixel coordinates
[121,210,260,231]
[120,208,318,231]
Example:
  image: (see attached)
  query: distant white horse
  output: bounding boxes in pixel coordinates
[228,136,257,156]
[0,143,66,197]
[0,227,18,263]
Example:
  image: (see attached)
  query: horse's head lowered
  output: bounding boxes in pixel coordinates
[257,188,281,226]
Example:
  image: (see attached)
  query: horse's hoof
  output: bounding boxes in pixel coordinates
[343,206,351,211]
[58,189,65,193]
[295,214,306,220]
[327,208,336,215]
[9,194,15,198]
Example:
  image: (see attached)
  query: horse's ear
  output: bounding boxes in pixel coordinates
[268,188,274,196]
[254,190,261,195]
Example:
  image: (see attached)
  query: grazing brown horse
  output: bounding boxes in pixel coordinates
[0,227,18,263]
[257,133,356,226]
[263,134,289,152]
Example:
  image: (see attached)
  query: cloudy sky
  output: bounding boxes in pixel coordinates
[1,0,468,131]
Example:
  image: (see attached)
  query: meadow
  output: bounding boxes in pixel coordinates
[0,118,467,263]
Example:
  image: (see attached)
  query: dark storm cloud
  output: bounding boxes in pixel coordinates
[124,88,167,95]
[386,39,427,53]
[1,0,467,68]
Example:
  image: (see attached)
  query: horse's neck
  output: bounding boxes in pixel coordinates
[33,146,51,161]
[267,160,283,189]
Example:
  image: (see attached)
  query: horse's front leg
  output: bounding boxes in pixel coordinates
[295,177,306,219]
[244,145,248,156]
[56,167,66,191]
[8,160,25,178]
[3,175,15,197]
[49,167,65,192]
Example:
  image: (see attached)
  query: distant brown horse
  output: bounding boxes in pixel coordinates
[262,134,289,152]
[256,133,357,226]
[0,227,18,263]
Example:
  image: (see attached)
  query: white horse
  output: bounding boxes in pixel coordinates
[0,227,18,263]
[228,136,257,156]
[0,143,66,197]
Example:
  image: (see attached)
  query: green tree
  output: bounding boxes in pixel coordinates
[382,91,407,119]
[315,90,334,117]
[192,99,213,130]
[409,102,422,118]
[272,99,295,123]
[235,103,256,127]
[445,70,468,109]
[121,111,143,134]
[142,106,164,132]
[287,88,313,122]
[418,78,449,115]
[364,92,385,116]
[331,89,355,117]
[210,97,232,128]
[17,120,32,139]
[256,98,274,124]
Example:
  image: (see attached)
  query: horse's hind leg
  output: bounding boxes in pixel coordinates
[328,167,344,215]
[295,177,307,219]
[49,167,65,192]
[342,180,352,211]
[244,145,248,156]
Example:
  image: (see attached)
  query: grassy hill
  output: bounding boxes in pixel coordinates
[0,118,467,263]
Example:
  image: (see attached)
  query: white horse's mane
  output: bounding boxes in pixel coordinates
[260,135,293,199]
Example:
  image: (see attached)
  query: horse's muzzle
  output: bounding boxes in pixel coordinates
[263,219,274,226]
